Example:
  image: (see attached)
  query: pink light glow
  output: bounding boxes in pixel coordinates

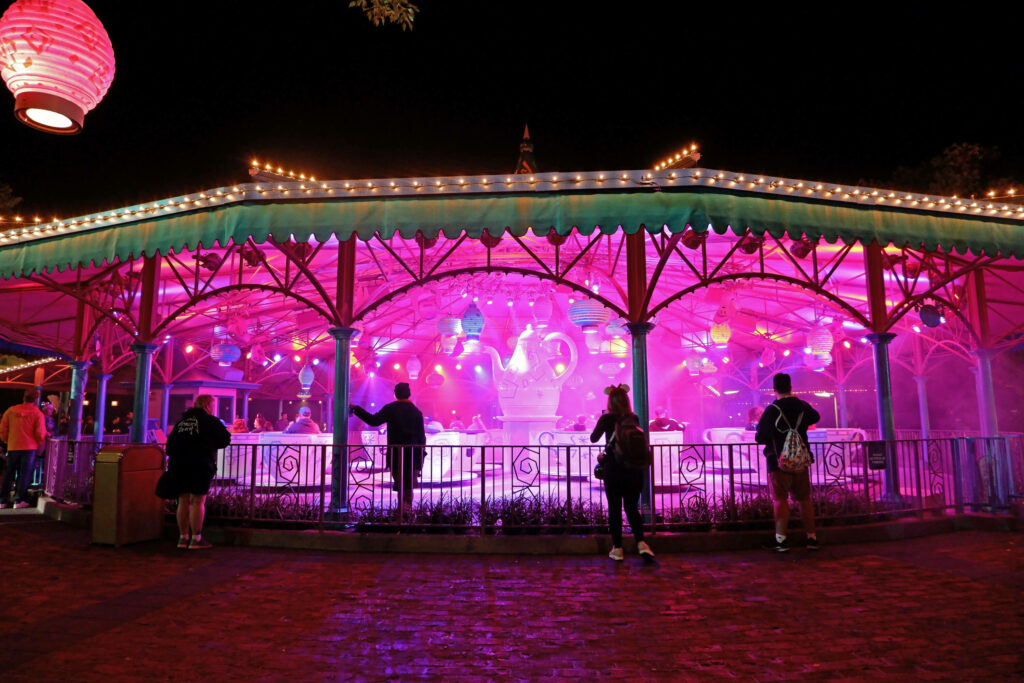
[0,0,116,133]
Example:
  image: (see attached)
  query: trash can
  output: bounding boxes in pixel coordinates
[92,445,166,546]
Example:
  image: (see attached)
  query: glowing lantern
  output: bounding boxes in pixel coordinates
[807,326,834,355]
[532,296,553,327]
[405,355,422,380]
[424,370,444,387]
[210,343,241,366]
[608,336,629,358]
[598,361,622,377]
[804,353,830,371]
[249,344,266,365]
[0,0,115,134]
[568,299,611,334]
[709,322,731,344]
[760,347,776,367]
[605,318,627,337]
[684,353,701,377]
[437,316,462,337]
[297,364,314,398]
[461,303,485,341]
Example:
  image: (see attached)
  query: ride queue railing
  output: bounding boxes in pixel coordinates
[39,435,1024,532]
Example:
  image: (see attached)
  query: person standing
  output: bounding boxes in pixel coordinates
[350,382,425,505]
[163,394,231,549]
[0,389,48,509]
[274,412,291,431]
[284,406,321,434]
[755,373,821,552]
[590,384,654,561]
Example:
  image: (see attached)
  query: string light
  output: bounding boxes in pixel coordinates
[0,355,58,376]
[3,166,1023,248]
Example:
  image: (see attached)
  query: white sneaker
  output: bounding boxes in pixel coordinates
[608,547,624,561]
[13,501,31,509]
[638,541,655,558]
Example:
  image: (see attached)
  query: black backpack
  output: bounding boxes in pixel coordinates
[611,415,652,470]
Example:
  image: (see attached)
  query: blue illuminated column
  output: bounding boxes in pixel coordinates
[328,327,358,512]
[626,321,655,512]
[867,332,899,497]
[130,343,158,443]
[972,350,998,437]
[160,384,172,434]
[94,373,111,442]
[913,375,931,439]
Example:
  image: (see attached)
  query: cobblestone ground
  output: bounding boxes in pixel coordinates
[1,515,1021,681]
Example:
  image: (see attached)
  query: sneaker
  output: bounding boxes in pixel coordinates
[608,547,624,561]
[637,541,655,558]
[806,537,820,551]
[176,536,190,549]
[0,503,10,509]
[13,501,31,509]
[764,537,790,553]
[188,537,212,551]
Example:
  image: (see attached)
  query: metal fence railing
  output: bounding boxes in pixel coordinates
[39,435,1024,532]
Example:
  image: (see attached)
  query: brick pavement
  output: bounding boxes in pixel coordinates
[1,514,1021,681]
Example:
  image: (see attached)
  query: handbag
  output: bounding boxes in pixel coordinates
[154,470,176,499]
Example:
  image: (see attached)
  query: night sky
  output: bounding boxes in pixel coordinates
[1,1,1021,219]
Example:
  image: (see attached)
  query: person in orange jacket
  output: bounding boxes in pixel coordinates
[0,389,48,509]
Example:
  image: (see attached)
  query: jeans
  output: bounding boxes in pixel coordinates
[0,450,37,505]
[604,468,645,547]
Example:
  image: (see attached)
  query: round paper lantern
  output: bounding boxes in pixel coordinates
[807,326,834,355]
[709,322,731,344]
[532,296,553,327]
[760,347,776,367]
[210,343,241,366]
[297,364,315,398]
[424,370,444,387]
[919,304,942,328]
[568,299,611,334]
[460,303,485,341]
[0,0,115,133]
[249,344,267,365]
[405,355,422,380]
[437,316,462,337]
[598,361,622,377]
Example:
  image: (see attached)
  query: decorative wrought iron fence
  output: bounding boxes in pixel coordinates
[40,435,1024,532]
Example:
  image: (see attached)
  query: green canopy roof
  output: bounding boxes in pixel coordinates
[2,169,1022,278]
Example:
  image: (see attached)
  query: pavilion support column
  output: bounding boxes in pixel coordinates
[94,374,111,442]
[130,343,158,443]
[328,327,358,512]
[325,396,333,433]
[867,333,900,497]
[240,390,251,426]
[160,384,172,433]
[626,321,655,515]
[971,351,998,438]
[67,360,90,441]
[913,375,931,440]
[835,383,849,429]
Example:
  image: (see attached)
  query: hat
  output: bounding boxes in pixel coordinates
[298,406,312,417]
[395,382,411,399]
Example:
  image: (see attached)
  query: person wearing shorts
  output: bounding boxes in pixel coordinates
[755,373,820,552]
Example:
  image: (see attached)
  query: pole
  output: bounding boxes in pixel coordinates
[94,374,111,442]
[130,343,158,443]
[67,360,90,441]
[328,327,358,512]
[867,332,899,497]
[913,375,931,440]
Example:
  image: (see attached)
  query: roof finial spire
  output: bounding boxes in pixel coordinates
[514,124,537,174]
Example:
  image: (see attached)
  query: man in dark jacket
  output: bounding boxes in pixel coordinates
[754,373,820,553]
[350,383,426,505]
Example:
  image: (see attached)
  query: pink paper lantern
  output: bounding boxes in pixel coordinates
[0,0,115,133]
[807,326,834,355]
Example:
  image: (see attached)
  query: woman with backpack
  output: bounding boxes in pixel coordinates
[590,384,654,561]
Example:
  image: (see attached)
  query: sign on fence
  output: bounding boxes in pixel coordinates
[865,441,888,470]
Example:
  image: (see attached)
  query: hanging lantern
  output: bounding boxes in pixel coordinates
[701,359,717,374]
[437,314,461,335]
[405,355,422,381]
[568,299,611,334]
[684,353,702,377]
[584,333,602,354]
[297,364,315,398]
[249,344,267,365]
[807,326,834,355]
[0,0,115,134]
[709,322,731,344]
[919,304,942,328]
[460,303,485,341]
[439,335,458,355]
[804,353,828,371]
[608,336,629,358]
[210,343,241,366]
[598,361,622,378]
[424,370,445,387]
[532,296,553,327]
[605,318,627,337]
[759,347,776,367]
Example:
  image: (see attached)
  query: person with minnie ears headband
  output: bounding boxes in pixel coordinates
[590,384,654,561]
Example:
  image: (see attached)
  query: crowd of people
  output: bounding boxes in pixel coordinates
[5,372,823,558]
